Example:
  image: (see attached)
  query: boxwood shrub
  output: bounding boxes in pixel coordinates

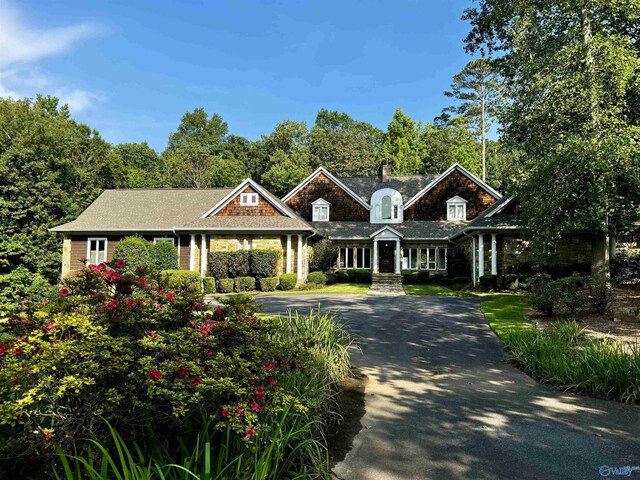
[112,236,152,273]
[228,251,251,278]
[217,278,234,293]
[279,273,297,291]
[208,251,231,280]
[332,270,350,283]
[234,276,256,292]
[159,270,202,293]
[150,240,178,271]
[353,269,371,284]
[307,271,328,285]
[402,271,419,284]
[250,250,281,279]
[202,276,216,294]
[259,276,279,292]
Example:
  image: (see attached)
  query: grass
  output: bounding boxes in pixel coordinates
[207,283,370,299]
[481,295,640,403]
[402,284,474,297]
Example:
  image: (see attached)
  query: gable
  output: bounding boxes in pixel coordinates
[216,186,285,217]
[285,172,369,222]
[404,169,497,221]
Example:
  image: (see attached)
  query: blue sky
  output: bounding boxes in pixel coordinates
[0,0,477,152]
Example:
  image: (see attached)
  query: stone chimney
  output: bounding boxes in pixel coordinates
[382,163,392,182]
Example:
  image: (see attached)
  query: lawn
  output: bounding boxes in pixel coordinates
[480,295,534,338]
[403,284,475,296]
[206,282,370,299]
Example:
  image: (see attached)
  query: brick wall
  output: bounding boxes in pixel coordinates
[217,186,283,216]
[405,170,497,221]
[286,173,369,221]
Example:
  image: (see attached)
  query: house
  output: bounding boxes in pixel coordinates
[51,163,607,284]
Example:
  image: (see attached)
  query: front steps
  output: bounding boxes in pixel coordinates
[370,273,405,295]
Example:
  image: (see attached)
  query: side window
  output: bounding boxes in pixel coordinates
[87,238,107,265]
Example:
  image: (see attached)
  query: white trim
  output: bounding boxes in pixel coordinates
[201,178,297,218]
[153,236,175,245]
[369,225,404,239]
[189,234,195,271]
[478,233,485,278]
[491,233,498,275]
[240,192,259,206]
[485,196,515,218]
[446,196,467,221]
[312,198,330,222]
[395,239,401,274]
[404,163,502,210]
[297,235,303,280]
[200,234,207,277]
[286,235,292,274]
[86,237,108,265]
[174,227,313,232]
[282,167,371,210]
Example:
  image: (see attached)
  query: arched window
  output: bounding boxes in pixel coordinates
[381,195,392,220]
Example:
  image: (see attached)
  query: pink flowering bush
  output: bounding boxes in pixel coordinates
[0,259,301,478]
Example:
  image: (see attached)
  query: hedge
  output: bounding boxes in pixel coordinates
[307,271,328,285]
[112,236,152,273]
[203,276,216,294]
[234,276,256,292]
[332,270,350,283]
[159,270,202,293]
[150,241,178,271]
[279,274,297,291]
[259,277,279,292]
[217,278,234,293]
[229,251,251,278]
[208,251,231,280]
[250,250,281,279]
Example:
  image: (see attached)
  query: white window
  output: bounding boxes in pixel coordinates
[402,247,448,271]
[153,237,175,245]
[240,193,259,206]
[438,248,447,270]
[87,237,107,265]
[312,198,330,222]
[338,247,371,269]
[238,239,253,250]
[356,248,371,269]
[446,196,467,221]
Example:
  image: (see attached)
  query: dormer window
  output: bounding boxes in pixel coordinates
[240,193,258,206]
[312,198,330,221]
[446,196,467,221]
[370,188,403,223]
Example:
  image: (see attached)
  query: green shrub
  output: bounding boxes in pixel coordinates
[478,274,497,291]
[279,273,297,290]
[0,267,54,307]
[402,271,419,284]
[527,273,610,318]
[150,240,178,270]
[259,276,278,292]
[333,270,349,283]
[447,247,471,277]
[202,276,216,294]
[527,273,555,315]
[452,276,471,285]
[326,272,337,284]
[612,250,640,285]
[159,269,202,294]
[417,271,431,284]
[234,276,256,292]
[309,239,338,271]
[298,282,323,290]
[228,250,250,278]
[217,278,234,293]
[208,251,231,280]
[353,269,371,283]
[250,249,281,279]
[307,271,328,285]
[112,236,152,273]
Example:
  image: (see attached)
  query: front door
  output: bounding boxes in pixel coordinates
[379,242,395,273]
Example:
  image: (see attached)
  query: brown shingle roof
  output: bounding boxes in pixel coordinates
[51,189,312,233]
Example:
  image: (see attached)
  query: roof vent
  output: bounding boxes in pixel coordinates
[382,164,392,182]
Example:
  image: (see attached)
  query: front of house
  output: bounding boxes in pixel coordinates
[51,163,607,284]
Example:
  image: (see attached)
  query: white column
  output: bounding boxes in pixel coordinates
[395,239,401,274]
[189,234,195,271]
[286,235,292,274]
[200,234,207,277]
[472,235,477,286]
[373,240,379,273]
[297,235,303,281]
[491,233,498,276]
[478,233,485,278]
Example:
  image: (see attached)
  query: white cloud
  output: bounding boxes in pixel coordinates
[0,2,103,112]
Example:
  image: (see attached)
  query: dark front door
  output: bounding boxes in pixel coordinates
[379,242,395,273]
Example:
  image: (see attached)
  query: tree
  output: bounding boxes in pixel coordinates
[444,58,502,182]
[167,108,228,155]
[261,147,313,197]
[309,109,384,176]
[113,142,165,188]
[463,0,640,259]
[380,108,422,175]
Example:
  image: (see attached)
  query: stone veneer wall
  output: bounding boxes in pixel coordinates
[208,234,291,276]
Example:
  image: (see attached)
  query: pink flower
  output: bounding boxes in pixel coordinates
[138,278,148,288]
[215,306,222,316]
[263,362,276,372]
[0,345,7,356]
[44,433,53,442]
[177,366,191,378]
[221,408,230,418]
[191,377,201,386]
[126,299,136,308]
[59,288,69,297]
[255,387,265,396]
[167,292,175,302]
[236,404,244,415]
[43,322,56,333]
[199,325,211,335]
[11,347,23,356]
[136,266,144,274]
[250,401,259,411]
[115,259,126,269]
[149,369,162,380]
[267,376,275,385]
[272,385,279,392]
[207,350,214,357]
[245,427,255,439]
[12,376,18,385]
[146,331,158,339]
[16,336,25,342]
[258,405,265,413]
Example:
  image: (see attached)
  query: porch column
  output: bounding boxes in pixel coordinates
[297,235,303,281]
[286,235,292,274]
[395,239,401,274]
[491,233,498,276]
[200,234,207,277]
[373,239,379,273]
[478,233,485,278]
[189,234,195,271]
[472,235,477,286]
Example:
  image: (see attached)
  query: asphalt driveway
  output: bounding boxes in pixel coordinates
[258,294,640,480]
